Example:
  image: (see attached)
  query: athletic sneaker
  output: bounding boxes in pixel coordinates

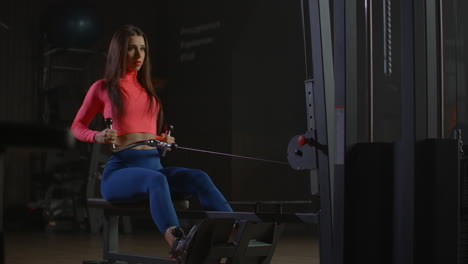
[170,225,198,264]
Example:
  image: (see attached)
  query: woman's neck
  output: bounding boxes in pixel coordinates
[122,70,138,81]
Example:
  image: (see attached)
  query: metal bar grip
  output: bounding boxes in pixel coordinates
[111,139,174,153]
[104,118,116,149]
[160,125,174,157]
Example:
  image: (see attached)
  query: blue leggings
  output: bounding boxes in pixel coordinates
[101,148,233,234]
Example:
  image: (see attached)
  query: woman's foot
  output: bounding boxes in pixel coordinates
[170,225,198,264]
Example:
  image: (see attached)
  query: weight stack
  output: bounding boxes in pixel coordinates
[415,139,460,264]
[460,150,468,264]
[344,142,394,264]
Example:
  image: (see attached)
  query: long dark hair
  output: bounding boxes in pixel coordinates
[104,25,163,132]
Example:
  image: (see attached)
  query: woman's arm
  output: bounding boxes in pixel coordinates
[71,81,105,142]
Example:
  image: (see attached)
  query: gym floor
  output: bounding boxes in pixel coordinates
[5,224,319,264]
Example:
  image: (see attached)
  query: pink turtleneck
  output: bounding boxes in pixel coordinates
[71,71,159,142]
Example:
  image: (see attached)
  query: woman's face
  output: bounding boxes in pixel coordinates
[126,35,146,72]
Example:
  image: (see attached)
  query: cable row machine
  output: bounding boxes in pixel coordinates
[83,0,335,263]
[84,0,468,263]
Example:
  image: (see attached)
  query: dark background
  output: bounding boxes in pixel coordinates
[0,0,311,222]
[3,0,468,233]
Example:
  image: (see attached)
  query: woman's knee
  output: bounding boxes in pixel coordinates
[147,172,170,190]
[187,169,209,181]
[189,170,218,190]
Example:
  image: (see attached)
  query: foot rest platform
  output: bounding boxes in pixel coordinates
[84,198,318,263]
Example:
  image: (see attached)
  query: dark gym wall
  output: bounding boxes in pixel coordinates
[228,1,309,200]
[0,0,169,207]
[164,0,232,202]
[1,0,311,208]
[0,0,43,207]
[166,0,310,201]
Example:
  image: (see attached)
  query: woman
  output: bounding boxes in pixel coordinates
[71,24,233,262]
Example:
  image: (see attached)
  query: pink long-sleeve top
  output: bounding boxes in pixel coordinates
[71,71,159,142]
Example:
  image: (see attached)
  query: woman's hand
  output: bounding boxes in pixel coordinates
[94,129,117,144]
[160,133,175,144]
